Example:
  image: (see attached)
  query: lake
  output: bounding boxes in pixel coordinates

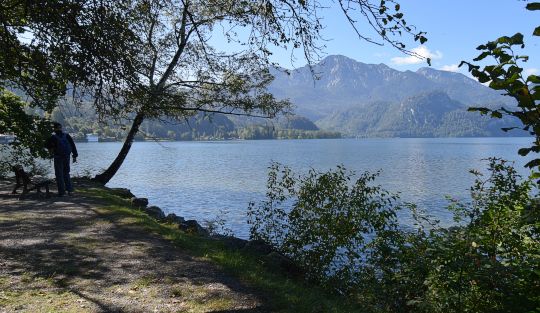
[72,137,535,238]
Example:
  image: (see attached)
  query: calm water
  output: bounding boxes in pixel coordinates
[72,138,534,238]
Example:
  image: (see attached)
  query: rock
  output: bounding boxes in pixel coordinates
[145,206,166,220]
[109,188,135,199]
[212,235,247,250]
[243,239,273,255]
[179,220,209,237]
[165,213,185,224]
[131,197,148,208]
[266,252,303,278]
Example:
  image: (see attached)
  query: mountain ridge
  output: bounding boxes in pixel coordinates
[269,55,519,137]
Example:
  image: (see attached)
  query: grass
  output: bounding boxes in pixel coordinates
[0,274,89,313]
[79,186,364,313]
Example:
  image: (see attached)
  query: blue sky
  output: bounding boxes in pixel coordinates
[264,0,540,76]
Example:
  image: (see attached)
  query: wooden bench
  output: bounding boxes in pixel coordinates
[11,166,52,198]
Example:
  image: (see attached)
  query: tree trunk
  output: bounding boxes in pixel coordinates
[93,111,145,184]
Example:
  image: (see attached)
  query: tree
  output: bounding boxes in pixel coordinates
[1,0,138,158]
[0,90,51,157]
[2,1,427,183]
[460,2,540,169]
[81,0,428,184]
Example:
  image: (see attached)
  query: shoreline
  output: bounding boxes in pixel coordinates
[0,178,360,312]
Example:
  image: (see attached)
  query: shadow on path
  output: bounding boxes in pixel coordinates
[0,179,268,312]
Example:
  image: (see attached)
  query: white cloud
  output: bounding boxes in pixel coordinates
[391,46,443,65]
[524,68,539,76]
[439,64,460,72]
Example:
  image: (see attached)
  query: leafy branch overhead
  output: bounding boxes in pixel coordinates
[338,0,429,63]
[460,1,540,169]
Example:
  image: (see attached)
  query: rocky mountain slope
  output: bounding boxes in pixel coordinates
[269,55,519,137]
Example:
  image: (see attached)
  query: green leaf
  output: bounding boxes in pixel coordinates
[473,51,491,62]
[510,32,525,44]
[525,158,540,168]
[476,72,491,83]
[527,75,540,84]
[533,26,540,36]
[518,147,532,156]
[526,2,540,10]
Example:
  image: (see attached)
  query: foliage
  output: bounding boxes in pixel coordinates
[203,209,234,237]
[0,88,51,158]
[0,89,51,178]
[1,0,138,109]
[0,1,137,158]
[460,2,540,168]
[415,158,539,312]
[237,125,341,140]
[249,159,540,312]
[247,164,404,293]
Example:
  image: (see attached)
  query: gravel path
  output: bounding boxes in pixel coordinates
[0,179,267,313]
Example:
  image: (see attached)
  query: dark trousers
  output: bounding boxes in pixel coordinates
[54,156,73,195]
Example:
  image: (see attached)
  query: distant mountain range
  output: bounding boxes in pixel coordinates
[268,55,522,137]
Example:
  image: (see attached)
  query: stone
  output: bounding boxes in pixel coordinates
[212,235,247,250]
[165,213,185,224]
[131,197,148,208]
[109,188,135,199]
[179,220,209,237]
[265,252,303,278]
[243,239,273,255]
[145,206,166,220]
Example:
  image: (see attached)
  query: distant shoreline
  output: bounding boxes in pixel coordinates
[72,135,531,143]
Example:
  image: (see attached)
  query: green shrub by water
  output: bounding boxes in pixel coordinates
[248,158,540,312]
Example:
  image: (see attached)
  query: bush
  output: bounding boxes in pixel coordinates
[418,158,540,312]
[248,159,540,313]
[247,164,409,294]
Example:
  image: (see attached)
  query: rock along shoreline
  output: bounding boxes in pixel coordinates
[107,187,302,277]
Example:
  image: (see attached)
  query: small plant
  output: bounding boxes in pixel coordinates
[203,209,234,237]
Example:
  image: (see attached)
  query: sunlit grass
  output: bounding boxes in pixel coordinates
[78,187,361,312]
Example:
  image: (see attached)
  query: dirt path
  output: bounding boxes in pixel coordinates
[0,180,267,313]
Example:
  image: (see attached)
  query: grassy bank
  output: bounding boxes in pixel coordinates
[77,185,361,312]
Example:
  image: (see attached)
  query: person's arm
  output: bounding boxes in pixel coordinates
[67,134,78,160]
[45,136,55,155]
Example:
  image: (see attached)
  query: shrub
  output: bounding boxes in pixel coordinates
[248,159,540,313]
[247,164,410,296]
[418,158,540,312]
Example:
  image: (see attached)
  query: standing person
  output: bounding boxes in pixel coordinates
[46,122,78,196]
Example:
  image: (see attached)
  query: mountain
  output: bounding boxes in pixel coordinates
[269,55,519,137]
[317,91,519,137]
